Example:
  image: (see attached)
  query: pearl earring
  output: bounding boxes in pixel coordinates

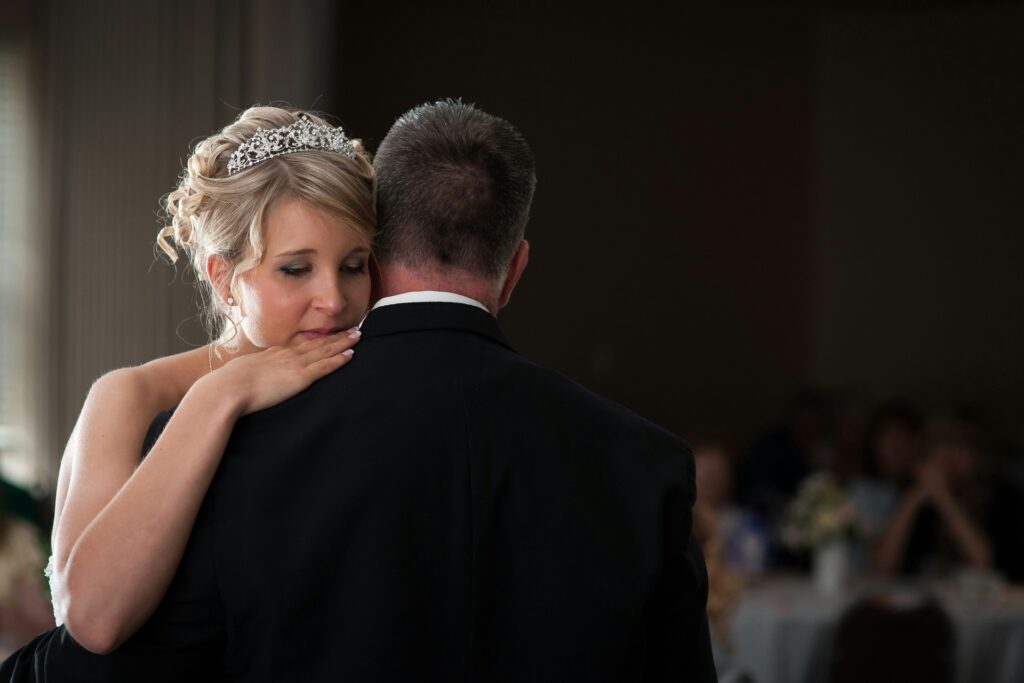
[226,296,236,306]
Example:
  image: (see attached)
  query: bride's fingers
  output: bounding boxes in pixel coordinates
[300,335,359,365]
[293,331,344,354]
[296,328,360,358]
[304,348,354,378]
[303,329,360,358]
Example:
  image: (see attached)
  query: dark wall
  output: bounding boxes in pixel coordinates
[336,2,1024,444]
[337,3,817,439]
[812,6,1024,441]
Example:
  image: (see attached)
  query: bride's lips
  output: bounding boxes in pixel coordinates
[299,328,344,340]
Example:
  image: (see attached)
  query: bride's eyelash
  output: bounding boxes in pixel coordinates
[280,265,311,277]
[280,262,367,277]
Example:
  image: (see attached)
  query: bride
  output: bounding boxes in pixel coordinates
[46,106,376,654]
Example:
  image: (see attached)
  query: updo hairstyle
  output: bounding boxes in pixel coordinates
[157,106,377,342]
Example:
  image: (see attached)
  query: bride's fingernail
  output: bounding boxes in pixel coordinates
[342,349,354,357]
[348,328,361,339]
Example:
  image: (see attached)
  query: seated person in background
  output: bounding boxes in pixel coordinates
[984,442,1024,583]
[849,402,922,545]
[695,440,769,577]
[0,497,53,658]
[827,392,869,484]
[874,416,992,577]
[0,480,43,534]
[737,390,834,525]
[692,503,745,682]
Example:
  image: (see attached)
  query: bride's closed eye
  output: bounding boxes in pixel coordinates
[341,261,367,275]
[280,265,311,277]
[279,261,367,277]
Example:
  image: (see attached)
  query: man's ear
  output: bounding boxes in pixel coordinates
[498,240,529,310]
[206,254,234,305]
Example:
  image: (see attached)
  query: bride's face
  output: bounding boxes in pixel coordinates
[235,197,372,349]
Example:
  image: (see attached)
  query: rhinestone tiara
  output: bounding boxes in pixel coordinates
[226,115,357,176]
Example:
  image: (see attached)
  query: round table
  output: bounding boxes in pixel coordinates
[726,576,1024,683]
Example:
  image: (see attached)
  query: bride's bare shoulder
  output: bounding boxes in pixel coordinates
[90,348,209,412]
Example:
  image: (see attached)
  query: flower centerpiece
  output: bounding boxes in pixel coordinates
[780,473,856,595]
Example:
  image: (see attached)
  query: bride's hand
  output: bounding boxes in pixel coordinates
[212,329,361,416]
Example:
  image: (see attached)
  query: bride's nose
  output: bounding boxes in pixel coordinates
[312,273,346,316]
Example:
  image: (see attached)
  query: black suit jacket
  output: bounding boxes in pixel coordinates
[3,302,715,682]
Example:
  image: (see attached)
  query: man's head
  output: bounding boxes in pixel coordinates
[372,99,536,312]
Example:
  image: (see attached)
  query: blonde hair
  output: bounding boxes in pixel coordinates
[158,105,377,344]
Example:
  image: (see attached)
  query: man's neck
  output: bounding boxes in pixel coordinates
[374,263,500,315]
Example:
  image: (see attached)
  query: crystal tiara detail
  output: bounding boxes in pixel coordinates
[226,115,357,175]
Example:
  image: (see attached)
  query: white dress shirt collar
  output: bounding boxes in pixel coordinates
[370,290,489,313]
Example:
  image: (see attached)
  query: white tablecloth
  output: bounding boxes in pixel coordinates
[727,577,1024,683]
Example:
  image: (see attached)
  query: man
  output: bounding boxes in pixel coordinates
[3,101,714,681]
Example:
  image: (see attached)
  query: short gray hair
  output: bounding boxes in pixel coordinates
[373,99,536,279]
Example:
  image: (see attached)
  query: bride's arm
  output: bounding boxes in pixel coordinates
[50,333,358,654]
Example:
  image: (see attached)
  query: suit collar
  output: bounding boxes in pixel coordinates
[359,302,514,351]
[371,290,489,313]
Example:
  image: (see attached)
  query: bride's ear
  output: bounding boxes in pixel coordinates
[206,254,235,307]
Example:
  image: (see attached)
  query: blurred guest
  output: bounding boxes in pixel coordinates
[0,495,53,658]
[985,487,1024,582]
[738,390,833,523]
[874,417,993,577]
[0,481,42,535]
[982,438,1024,583]
[1005,446,1024,494]
[695,440,769,576]
[692,502,746,682]
[829,391,869,484]
[848,402,922,544]
[695,440,735,512]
